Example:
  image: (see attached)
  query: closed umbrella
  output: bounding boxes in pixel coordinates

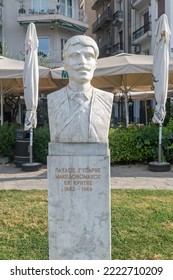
[150,14,171,170]
[23,22,39,168]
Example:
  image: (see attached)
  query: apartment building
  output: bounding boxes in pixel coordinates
[91,0,131,57]
[131,0,173,123]
[1,0,89,67]
[0,0,2,53]
[92,0,173,57]
[131,0,173,57]
[92,0,173,124]
[1,0,173,125]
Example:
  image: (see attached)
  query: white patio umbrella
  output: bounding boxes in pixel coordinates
[50,53,173,127]
[152,14,171,163]
[23,22,39,164]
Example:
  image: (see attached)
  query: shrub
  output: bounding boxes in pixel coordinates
[33,125,50,164]
[0,123,21,160]
[1,120,173,165]
[109,121,173,164]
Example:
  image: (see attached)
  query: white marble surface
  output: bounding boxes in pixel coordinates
[48,35,113,143]
[49,142,109,156]
[48,143,111,260]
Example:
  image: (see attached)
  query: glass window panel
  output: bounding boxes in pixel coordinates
[32,0,48,13]
[38,37,49,57]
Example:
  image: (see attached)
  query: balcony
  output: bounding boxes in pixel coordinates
[17,3,88,33]
[92,9,112,33]
[98,41,112,58]
[92,0,110,10]
[112,42,124,55]
[112,10,123,26]
[131,0,149,10]
[132,22,152,45]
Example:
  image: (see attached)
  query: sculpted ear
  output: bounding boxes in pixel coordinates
[93,60,97,70]
[62,60,68,71]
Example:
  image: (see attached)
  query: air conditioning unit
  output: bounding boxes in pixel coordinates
[134,45,141,54]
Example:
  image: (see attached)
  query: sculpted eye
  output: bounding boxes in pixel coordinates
[70,52,79,58]
[86,53,94,59]
[69,54,75,58]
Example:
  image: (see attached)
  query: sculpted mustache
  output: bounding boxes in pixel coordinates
[73,65,92,71]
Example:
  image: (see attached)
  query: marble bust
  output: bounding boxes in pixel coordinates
[48,35,113,143]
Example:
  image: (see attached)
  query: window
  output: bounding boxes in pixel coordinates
[61,38,67,60]
[119,30,123,45]
[32,0,48,13]
[158,0,165,18]
[143,11,149,32]
[59,0,72,17]
[107,29,111,45]
[38,37,49,58]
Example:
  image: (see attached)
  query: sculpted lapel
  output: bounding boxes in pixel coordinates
[89,88,113,142]
[48,87,113,143]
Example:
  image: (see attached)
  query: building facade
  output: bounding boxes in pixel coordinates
[92,0,173,58]
[92,0,173,125]
[1,0,89,67]
[91,0,131,57]
[1,0,173,125]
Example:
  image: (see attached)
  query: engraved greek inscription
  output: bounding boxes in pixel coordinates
[73,180,92,185]
[55,166,102,191]
[56,168,76,173]
[64,180,72,185]
[78,168,101,173]
[64,186,93,192]
[64,186,75,191]
[81,186,93,191]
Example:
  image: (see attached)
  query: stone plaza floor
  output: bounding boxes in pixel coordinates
[0,163,173,190]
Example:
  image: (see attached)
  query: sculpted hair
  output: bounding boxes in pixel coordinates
[62,35,99,63]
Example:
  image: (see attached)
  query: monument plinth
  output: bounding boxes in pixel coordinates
[48,143,111,260]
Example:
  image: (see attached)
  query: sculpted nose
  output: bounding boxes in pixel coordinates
[79,54,87,65]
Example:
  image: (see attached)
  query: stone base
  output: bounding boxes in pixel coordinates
[48,143,111,260]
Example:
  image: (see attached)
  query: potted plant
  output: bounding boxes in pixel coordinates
[18,0,26,14]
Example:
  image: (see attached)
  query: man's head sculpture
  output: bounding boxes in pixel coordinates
[62,35,99,84]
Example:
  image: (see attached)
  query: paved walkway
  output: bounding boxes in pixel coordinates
[0,163,173,190]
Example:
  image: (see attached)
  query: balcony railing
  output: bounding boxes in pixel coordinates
[92,9,112,33]
[113,42,124,54]
[132,22,151,41]
[98,41,112,57]
[112,10,123,25]
[92,0,110,10]
[17,2,87,23]
[131,0,148,9]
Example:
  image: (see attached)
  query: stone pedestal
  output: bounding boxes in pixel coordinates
[48,143,111,260]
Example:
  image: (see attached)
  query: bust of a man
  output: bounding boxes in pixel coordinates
[48,35,113,143]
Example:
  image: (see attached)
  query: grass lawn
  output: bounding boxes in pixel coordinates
[0,189,173,260]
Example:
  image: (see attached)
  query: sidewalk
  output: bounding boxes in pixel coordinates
[0,163,173,190]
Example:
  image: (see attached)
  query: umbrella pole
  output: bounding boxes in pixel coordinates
[158,123,162,163]
[1,92,3,126]
[29,128,33,164]
[124,93,129,127]
[144,100,148,124]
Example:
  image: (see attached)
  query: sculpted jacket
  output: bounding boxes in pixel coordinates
[48,86,113,143]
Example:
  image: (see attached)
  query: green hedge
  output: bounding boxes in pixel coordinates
[0,123,50,164]
[1,121,173,165]
[109,121,173,164]
[33,125,50,164]
[0,123,21,160]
